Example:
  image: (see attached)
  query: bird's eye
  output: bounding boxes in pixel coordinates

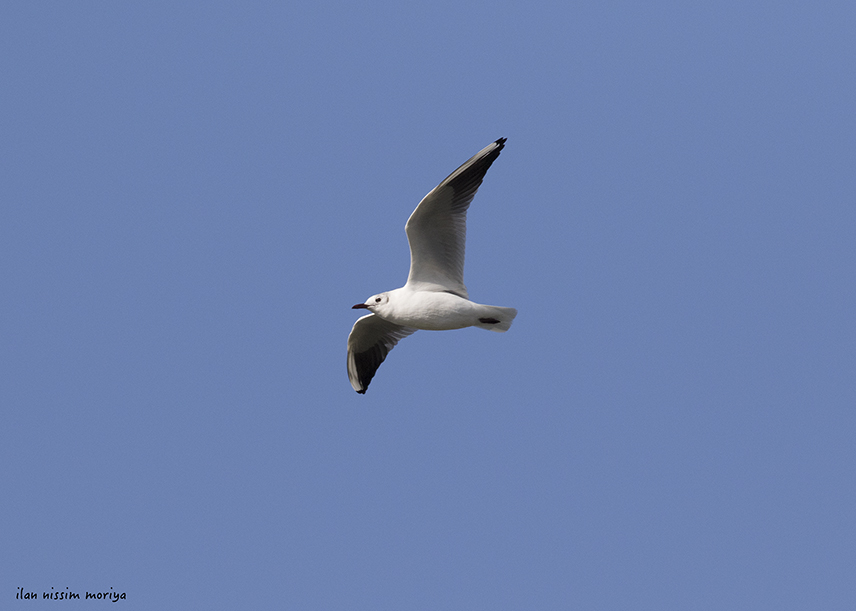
[375,297,381,303]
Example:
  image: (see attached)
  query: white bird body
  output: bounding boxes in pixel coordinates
[347,138,517,393]
[361,287,516,332]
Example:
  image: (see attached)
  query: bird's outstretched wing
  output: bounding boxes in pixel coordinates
[347,314,418,394]
[404,138,506,298]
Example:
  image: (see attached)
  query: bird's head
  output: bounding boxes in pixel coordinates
[352,292,390,312]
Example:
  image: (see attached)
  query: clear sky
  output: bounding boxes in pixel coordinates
[2,1,854,609]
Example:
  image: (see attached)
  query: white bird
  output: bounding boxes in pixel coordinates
[347,138,517,394]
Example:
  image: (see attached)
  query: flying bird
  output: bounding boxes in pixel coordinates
[347,138,517,394]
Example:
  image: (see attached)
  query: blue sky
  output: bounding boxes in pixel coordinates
[2,1,854,608]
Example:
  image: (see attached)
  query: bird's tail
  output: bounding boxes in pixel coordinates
[474,305,518,332]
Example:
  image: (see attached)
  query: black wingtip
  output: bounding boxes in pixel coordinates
[495,137,507,148]
[356,388,367,394]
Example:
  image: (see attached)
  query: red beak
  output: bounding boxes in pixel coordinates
[352,303,370,309]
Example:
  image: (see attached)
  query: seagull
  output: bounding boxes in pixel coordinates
[347,138,517,394]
